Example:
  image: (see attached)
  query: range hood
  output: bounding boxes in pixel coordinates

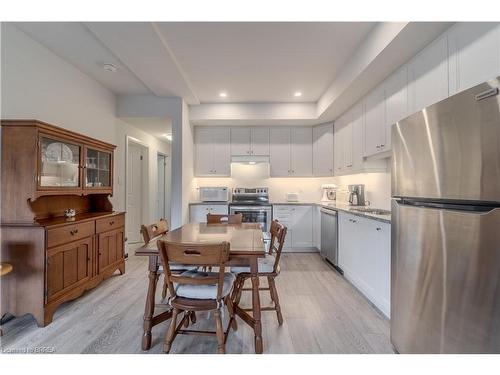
[231,155,270,164]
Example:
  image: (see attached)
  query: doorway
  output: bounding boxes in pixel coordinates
[157,152,171,222]
[126,140,147,244]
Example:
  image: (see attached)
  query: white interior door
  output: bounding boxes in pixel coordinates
[127,142,144,244]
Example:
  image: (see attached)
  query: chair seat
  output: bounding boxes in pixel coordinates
[230,254,276,274]
[175,270,235,300]
[158,263,198,272]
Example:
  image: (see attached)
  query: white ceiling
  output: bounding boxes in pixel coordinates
[121,117,172,142]
[155,22,375,103]
[14,21,375,104]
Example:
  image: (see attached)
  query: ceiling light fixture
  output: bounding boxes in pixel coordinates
[102,63,118,73]
[294,91,302,97]
[219,92,227,98]
[163,133,172,141]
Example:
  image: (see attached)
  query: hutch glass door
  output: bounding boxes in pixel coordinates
[85,148,111,188]
[40,137,81,188]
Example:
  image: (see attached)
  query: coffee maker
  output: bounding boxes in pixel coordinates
[348,184,365,206]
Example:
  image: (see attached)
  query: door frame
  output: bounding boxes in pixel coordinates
[125,136,149,244]
[156,151,170,222]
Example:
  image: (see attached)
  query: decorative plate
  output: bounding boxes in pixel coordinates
[45,142,74,162]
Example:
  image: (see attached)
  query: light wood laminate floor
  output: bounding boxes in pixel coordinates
[0,251,394,354]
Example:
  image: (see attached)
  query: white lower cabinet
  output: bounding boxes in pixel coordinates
[189,204,228,223]
[338,212,391,317]
[273,205,315,252]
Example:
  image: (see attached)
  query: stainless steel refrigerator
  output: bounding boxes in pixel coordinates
[391,77,500,353]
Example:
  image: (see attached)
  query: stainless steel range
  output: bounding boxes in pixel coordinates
[229,188,272,234]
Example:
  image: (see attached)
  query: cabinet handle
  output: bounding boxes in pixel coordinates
[109,221,115,225]
[347,164,353,167]
[70,229,79,235]
[376,145,380,149]
[380,144,385,148]
[376,227,382,231]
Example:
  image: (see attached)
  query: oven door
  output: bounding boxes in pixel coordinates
[229,205,272,232]
[230,205,272,251]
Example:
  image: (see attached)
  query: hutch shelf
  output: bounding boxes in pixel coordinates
[1,119,126,326]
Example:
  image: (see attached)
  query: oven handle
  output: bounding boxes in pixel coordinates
[230,206,272,212]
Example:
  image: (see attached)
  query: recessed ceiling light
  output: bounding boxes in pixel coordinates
[163,133,172,141]
[103,63,117,73]
[219,92,227,98]
[294,91,302,97]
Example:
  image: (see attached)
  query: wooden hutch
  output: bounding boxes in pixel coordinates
[1,120,125,326]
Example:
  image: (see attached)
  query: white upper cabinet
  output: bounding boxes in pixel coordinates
[194,127,231,176]
[313,123,334,176]
[408,34,449,114]
[290,127,313,176]
[230,128,251,156]
[270,128,291,176]
[384,66,408,150]
[250,128,270,156]
[364,85,386,157]
[448,22,500,96]
[270,127,312,177]
[350,103,365,172]
[230,127,270,156]
[333,116,346,175]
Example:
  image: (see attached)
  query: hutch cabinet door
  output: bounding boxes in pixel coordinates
[83,146,113,191]
[46,237,93,302]
[98,228,125,273]
[38,135,82,191]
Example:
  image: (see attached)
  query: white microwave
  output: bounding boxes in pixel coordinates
[199,187,229,202]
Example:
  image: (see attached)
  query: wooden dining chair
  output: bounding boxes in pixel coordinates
[140,219,197,299]
[157,240,237,354]
[206,213,243,224]
[230,219,287,326]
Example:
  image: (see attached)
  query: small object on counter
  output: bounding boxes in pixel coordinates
[321,184,337,202]
[64,208,76,218]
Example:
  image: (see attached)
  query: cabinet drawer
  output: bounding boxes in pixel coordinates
[96,214,125,233]
[47,221,95,248]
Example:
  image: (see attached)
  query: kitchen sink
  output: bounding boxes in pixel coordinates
[350,207,391,215]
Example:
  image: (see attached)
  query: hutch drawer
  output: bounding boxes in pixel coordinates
[96,213,125,233]
[47,221,95,248]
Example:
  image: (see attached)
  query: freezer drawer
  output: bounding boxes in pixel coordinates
[391,200,500,353]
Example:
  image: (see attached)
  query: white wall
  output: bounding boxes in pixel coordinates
[1,24,171,231]
[181,100,195,224]
[1,23,116,144]
[195,164,391,210]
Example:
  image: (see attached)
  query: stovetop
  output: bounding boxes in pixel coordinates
[231,187,270,205]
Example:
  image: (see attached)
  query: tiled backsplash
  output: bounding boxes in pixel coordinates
[194,163,391,210]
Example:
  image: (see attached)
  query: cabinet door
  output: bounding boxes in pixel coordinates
[372,221,391,317]
[98,228,124,273]
[212,128,231,176]
[333,117,345,174]
[291,205,313,248]
[230,128,251,156]
[250,128,270,156]
[46,237,92,302]
[190,205,211,223]
[84,147,112,190]
[448,22,500,96]
[408,34,449,114]
[385,66,408,150]
[195,127,214,176]
[313,123,334,176]
[209,205,228,215]
[290,128,313,176]
[350,103,365,172]
[270,128,291,176]
[364,86,385,157]
[39,135,82,190]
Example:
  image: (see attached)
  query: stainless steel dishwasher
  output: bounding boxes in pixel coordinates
[320,207,342,274]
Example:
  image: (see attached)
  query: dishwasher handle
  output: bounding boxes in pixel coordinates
[320,208,337,216]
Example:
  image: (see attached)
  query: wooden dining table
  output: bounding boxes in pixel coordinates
[135,222,266,354]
